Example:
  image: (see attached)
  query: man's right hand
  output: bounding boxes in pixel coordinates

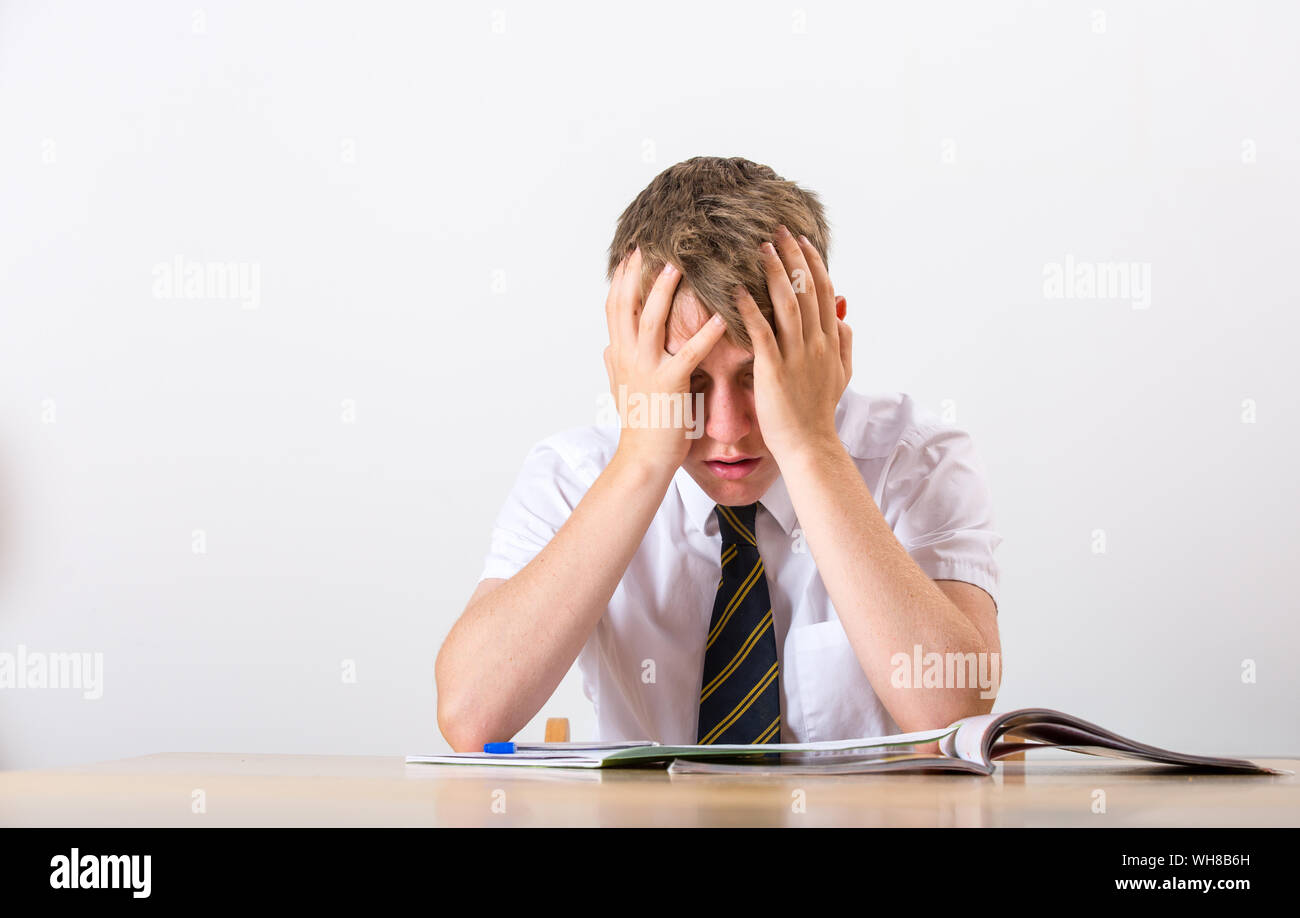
[603,246,728,473]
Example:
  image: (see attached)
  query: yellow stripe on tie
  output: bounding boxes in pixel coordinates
[699,661,779,745]
[705,558,764,650]
[717,505,757,546]
[700,610,773,702]
[754,716,781,744]
[706,557,763,646]
[720,544,738,567]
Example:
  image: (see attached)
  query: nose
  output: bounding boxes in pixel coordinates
[703,379,753,446]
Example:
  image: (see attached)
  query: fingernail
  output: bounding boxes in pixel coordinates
[775,224,789,238]
[799,234,811,246]
[761,242,776,256]
[710,314,724,327]
[661,262,675,276]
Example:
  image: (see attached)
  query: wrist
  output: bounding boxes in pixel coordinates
[608,442,681,492]
[769,425,845,471]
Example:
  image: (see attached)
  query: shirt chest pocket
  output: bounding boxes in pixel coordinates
[785,619,901,742]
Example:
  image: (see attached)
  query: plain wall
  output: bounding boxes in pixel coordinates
[1,0,1297,769]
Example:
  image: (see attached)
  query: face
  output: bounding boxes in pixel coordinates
[664,290,781,508]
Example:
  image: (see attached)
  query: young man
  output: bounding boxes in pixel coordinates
[436,156,1002,752]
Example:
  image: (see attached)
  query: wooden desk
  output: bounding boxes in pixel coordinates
[1,753,1295,827]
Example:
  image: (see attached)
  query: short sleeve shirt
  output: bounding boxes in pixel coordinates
[478,389,1002,744]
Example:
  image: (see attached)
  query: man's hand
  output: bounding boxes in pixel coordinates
[604,246,728,472]
[733,224,854,465]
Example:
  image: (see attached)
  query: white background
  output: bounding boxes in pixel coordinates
[1,0,1296,769]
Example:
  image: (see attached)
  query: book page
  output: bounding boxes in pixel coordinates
[408,725,962,768]
[943,709,1285,775]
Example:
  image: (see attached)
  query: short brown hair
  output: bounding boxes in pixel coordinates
[605,156,830,349]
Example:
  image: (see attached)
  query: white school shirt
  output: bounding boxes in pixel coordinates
[478,388,1002,744]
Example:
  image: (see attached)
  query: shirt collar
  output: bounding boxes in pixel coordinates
[673,465,800,538]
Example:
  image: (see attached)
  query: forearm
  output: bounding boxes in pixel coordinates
[436,450,674,750]
[779,436,993,731]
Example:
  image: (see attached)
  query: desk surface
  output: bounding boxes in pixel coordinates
[2,752,1296,827]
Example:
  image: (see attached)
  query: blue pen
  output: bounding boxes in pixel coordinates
[483,742,516,754]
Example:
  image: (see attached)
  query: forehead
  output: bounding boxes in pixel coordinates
[664,288,753,367]
[664,289,709,344]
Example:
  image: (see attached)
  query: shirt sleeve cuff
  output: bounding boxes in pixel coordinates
[910,555,1000,612]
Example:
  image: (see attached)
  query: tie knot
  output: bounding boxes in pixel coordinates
[715,503,759,547]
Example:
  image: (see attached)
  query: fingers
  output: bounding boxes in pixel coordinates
[667,312,727,374]
[604,253,625,347]
[837,319,853,384]
[771,224,820,342]
[638,259,682,359]
[796,233,839,337]
[758,240,803,350]
[733,284,780,364]
[605,246,640,350]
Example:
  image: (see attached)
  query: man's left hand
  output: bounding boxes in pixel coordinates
[734,223,853,465]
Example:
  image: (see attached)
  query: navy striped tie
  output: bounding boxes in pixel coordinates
[697,503,782,745]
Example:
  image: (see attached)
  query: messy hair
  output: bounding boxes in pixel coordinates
[605,156,831,350]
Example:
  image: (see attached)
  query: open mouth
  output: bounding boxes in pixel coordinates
[703,457,761,480]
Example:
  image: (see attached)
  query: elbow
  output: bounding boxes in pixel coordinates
[893,689,997,734]
[435,655,476,753]
[436,655,507,753]
[950,688,998,724]
[438,706,485,754]
[437,686,492,753]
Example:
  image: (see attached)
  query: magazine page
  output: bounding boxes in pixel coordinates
[939,713,1001,767]
[667,749,988,775]
[943,709,1286,775]
[408,724,962,769]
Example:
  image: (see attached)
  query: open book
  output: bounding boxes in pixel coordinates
[407,708,1287,775]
